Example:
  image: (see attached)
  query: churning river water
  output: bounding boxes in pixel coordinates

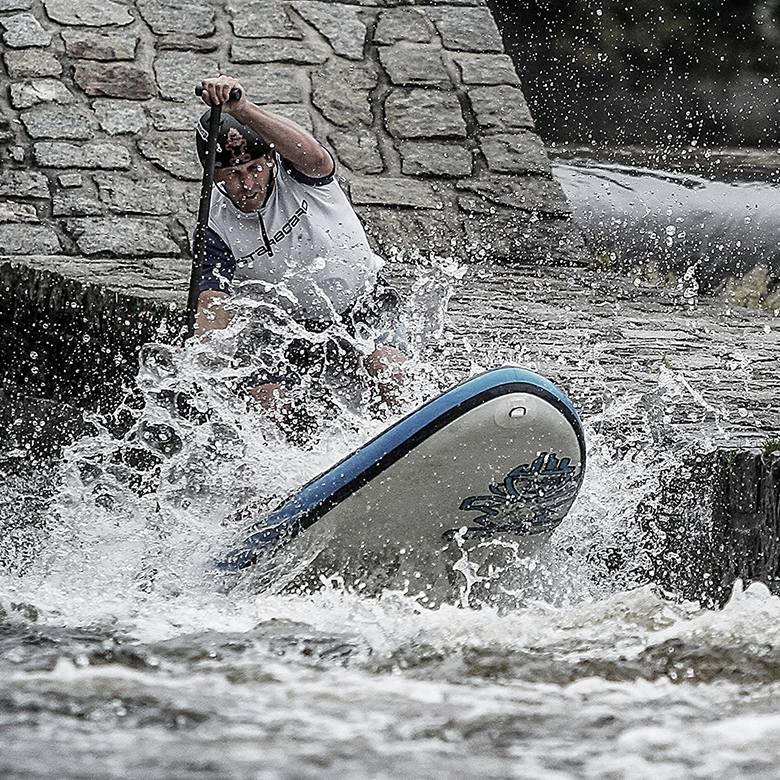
[2,159,780,780]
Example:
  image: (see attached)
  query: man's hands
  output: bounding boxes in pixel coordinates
[199,76,245,109]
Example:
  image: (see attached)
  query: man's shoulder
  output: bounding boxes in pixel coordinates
[278,149,335,187]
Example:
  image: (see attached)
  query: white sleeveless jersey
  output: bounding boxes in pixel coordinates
[207,155,381,321]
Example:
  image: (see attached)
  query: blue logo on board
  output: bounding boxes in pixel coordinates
[443,452,582,541]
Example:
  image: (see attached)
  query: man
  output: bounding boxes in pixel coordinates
[195,76,406,432]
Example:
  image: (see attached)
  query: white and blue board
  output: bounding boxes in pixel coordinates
[218,366,586,589]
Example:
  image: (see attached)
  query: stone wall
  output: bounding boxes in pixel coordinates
[0,0,583,276]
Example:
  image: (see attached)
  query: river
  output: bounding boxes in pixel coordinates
[2,157,780,779]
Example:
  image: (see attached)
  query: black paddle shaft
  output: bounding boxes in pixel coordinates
[185,85,241,341]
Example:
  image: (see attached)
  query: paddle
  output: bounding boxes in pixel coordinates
[185,85,241,341]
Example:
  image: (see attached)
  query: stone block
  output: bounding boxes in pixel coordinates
[426,6,503,53]
[292,1,367,60]
[0,170,50,199]
[20,105,96,140]
[148,101,203,131]
[137,0,215,37]
[398,141,473,177]
[61,29,138,61]
[378,44,451,87]
[156,35,218,52]
[93,173,172,215]
[385,88,467,139]
[230,38,329,65]
[374,8,433,45]
[92,99,148,136]
[4,49,61,78]
[0,12,51,47]
[42,0,133,26]
[52,190,104,217]
[33,141,132,170]
[64,217,179,256]
[138,132,201,181]
[456,173,571,217]
[154,51,220,101]
[9,79,74,109]
[0,0,31,9]
[312,60,377,127]
[74,63,155,101]
[227,1,302,39]
[468,86,534,131]
[0,201,38,222]
[0,224,60,253]
[328,127,383,174]
[453,53,520,85]
[349,176,440,209]
[480,132,551,174]
[231,64,306,104]
[265,104,313,132]
[58,173,83,187]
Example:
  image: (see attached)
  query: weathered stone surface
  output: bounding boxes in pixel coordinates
[156,35,218,52]
[311,60,377,126]
[457,173,571,217]
[265,103,313,132]
[74,63,156,101]
[374,8,433,45]
[399,141,473,177]
[148,102,203,131]
[92,99,148,135]
[93,173,172,215]
[3,49,61,78]
[20,105,96,140]
[0,170,50,199]
[227,0,302,39]
[154,52,219,101]
[137,0,215,36]
[65,217,179,256]
[0,0,31,9]
[468,86,535,130]
[378,44,451,86]
[385,88,467,139]
[52,189,103,217]
[292,1,367,60]
[9,79,73,109]
[426,6,503,52]
[349,177,440,209]
[33,141,132,170]
[137,132,201,181]
[0,201,38,222]
[58,173,83,187]
[42,0,133,26]
[0,224,60,253]
[0,12,51,47]
[61,29,138,61]
[454,53,520,85]
[231,64,306,104]
[328,127,383,174]
[230,38,329,64]
[480,132,551,174]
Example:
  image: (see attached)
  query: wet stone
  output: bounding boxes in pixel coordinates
[349,177,439,209]
[374,7,433,45]
[92,99,148,136]
[3,49,61,78]
[227,0,302,39]
[42,0,134,27]
[378,44,451,87]
[93,173,172,215]
[385,88,467,139]
[0,12,52,47]
[230,39,329,65]
[74,63,155,101]
[19,105,96,140]
[137,0,216,37]
[154,51,220,101]
[0,224,60,253]
[311,60,377,127]
[453,53,520,85]
[425,6,503,52]
[61,29,138,61]
[457,174,571,217]
[137,132,200,181]
[231,64,305,104]
[0,170,50,199]
[399,141,473,177]
[33,141,132,170]
[292,1,367,60]
[65,217,179,256]
[328,127,383,174]
[468,86,535,131]
[9,79,74,109]
[480,132,551,175]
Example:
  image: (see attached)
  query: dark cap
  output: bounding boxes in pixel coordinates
[196,111,272,168]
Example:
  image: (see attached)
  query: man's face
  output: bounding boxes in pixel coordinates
[214,155,274,213]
